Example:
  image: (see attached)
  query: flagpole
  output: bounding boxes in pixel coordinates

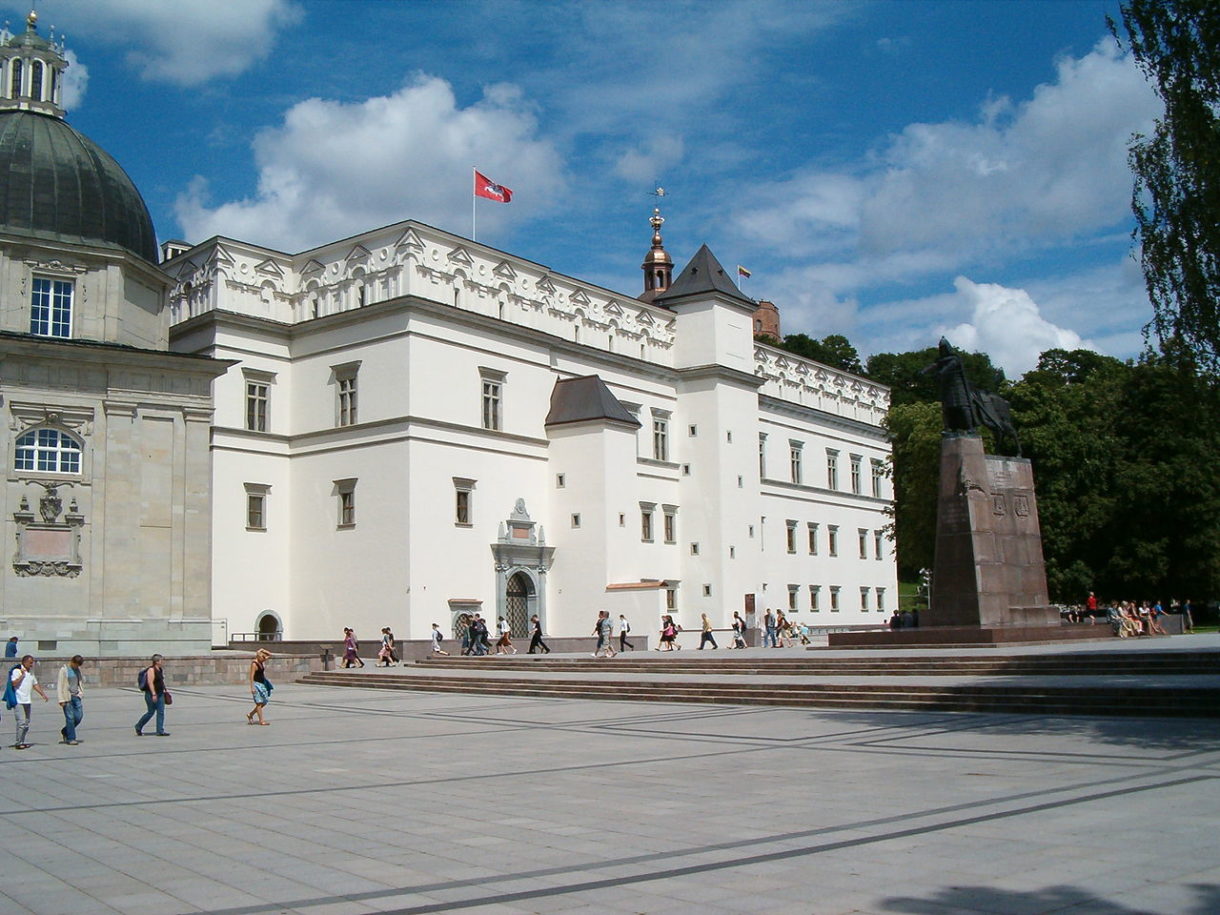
[472,166,477,242]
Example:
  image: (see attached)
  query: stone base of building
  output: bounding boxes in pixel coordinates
[0,617,213,658]
[827,625,1115,649]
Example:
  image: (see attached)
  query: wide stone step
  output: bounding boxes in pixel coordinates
[298,672,1220,718]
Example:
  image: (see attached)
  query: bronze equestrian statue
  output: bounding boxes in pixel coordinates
[923,338,1020,455]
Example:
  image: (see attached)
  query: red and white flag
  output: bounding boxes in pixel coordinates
[474,170,513,203]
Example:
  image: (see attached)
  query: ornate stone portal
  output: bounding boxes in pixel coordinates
[490,499,555,636]
[12,482,84,577]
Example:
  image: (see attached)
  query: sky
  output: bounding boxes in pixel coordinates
[15,0,1163,377]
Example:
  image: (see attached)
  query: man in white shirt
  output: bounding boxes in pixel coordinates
[10,654,49,749]
[617,614,633,651]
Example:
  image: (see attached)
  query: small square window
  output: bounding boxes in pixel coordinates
[690,542,700,555]
[682,464,691,476]
[556,473,566,488]
[688,424,698,437]
[729,546,736,559]
[737,475,743,488]
[618,513,626,527]
[571,513,581,528]
[702,584,712,597]
[726,430,733,443]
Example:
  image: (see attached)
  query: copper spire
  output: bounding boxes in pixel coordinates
[639,206,673,304]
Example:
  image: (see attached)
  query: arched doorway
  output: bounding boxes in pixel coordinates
[256,612,282,641]
[504,572,533,637]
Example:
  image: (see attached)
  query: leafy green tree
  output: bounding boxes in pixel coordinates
[778,333,864,374]
[1110,1,1220,372]
[866,346,1007,407]
[883,400,942,579]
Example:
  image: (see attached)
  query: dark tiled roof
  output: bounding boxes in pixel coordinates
[655,244,753,307]
[0,110,158,263]
[545,375,640,428]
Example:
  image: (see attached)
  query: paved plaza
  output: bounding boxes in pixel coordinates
[1,676,1217,914]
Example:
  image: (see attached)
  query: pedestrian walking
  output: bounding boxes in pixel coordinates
[527,615,550,654]
[495,617,517,655]
[470,615,489,656]
[763,609,778,648]
[457,613,473,655]
[698,613,718,649]
[4,636,17,658]
[341,627,364,668]
[135,654,171,737]
[57,655,85,745]
[377,627,398,666]
[9,655,48,749]
[246,648,273,726]
[656,614,681,650]
[593,610,617,658]
[618,614,633,651]
[731,611,747,649]
[431,622,450,656]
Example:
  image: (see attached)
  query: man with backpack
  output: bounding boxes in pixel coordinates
[8,655,48,749]
[135,654,171,737]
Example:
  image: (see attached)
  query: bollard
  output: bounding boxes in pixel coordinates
[321,647,332,671]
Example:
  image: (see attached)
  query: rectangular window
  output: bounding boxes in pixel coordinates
[703,584,712,597]
[809,585,821,611]
[876,587,886,612]
[830,586,841,612]
[30,277,73,338]
[688,424,698,437]
[335,479,357,528]
[663,507,677,543]
[245,382,269,432]
[690,542,700,556]
[789,441,803,484]
[860,587,870,611]
[244,483,269,531]
[571,513,581,528]
[556,473,566,488]
[454,478,475,526]
[641,503,655,542]
[759,433,767,479]
[482,379,501,430]
[850,455,862,495]
[858,529,869,559]
[826,449,839,490]
[807,522,819,555]
[665,586,677,611]
[874,530,884,560]
[652,411,670,461]
[871,460,884,498]
[828,525,839,557]
[337,376,358,426]
[788,585,798,611]
[786,520,797,554]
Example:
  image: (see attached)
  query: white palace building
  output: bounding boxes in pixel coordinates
[165,208,897,643]
[0,11,895,650]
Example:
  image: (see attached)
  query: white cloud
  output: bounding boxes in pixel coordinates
[942,278,1089,376]
[51,0,301,85]
[731,39,1161,285]
[175,76,565,253]
[59,49,87,110]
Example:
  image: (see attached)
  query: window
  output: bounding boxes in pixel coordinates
[759,433,767,478]
[688,424,698,437]
[860,587,870,611]
[30,60,41,100]
[726,430,733,443]
[641,503,655,542]
[618,513,626,527]
[826,449,840,490]
[683,464,692,476]
[480,369,505,431]
[243,369,274,433]
[807,522,819,555]
[335,479,357,528]
[830,586,841,612]
[665,586,677,611]
[788,585,799,611]
[30,277,73,338]
[850,455,862,495]
[809,585,821,611]
[828,525,839,557]
[454,478,475,526]
[652,410,670,461]
[556,474,566,488]
[571,513,581,528]
[786,520,797,554]
[789,441,803,484]
[703,584,712,597]
[663,506,677,543]
[876,588,887,612]
[244,483,270,531]
[333,361,360,427]
[14,428,81,474]
[871,460,884,498]
[690,542,700,556]
[858,529,869,559]
[875,530,884,560]
[10,59,21,99]
[729,546,736,559]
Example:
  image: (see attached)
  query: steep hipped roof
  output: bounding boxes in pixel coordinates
[545,375,641,428]
[654,244,753,307]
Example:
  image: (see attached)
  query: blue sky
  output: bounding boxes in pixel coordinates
[21,0,1161,376]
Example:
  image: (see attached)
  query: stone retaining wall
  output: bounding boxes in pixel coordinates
[12,654,321,689]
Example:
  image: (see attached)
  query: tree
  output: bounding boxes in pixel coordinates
[777,333,864,374]
[1110,1,1220,372]
[866,346,1007,407]
[883,400,942,579]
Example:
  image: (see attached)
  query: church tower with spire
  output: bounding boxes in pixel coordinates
[638,206,673,305]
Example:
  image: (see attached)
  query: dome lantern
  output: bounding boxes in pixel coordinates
[0,10,69,118]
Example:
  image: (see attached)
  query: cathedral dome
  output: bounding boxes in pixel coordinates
[0,109,158,263]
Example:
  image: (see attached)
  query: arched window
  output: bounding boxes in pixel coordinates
[10,59,22,99]
[14,428,82,474]
[30,60,41,101]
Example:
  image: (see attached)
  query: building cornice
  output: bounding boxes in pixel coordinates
[758,394,888,440]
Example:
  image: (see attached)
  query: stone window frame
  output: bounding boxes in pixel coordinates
[243,368,275,433]
[651,409,671,462]
[454,477,476,527]
[244,483,270,532]
[785,519,798,554]
[332,360,361,428]
[807,522,819,555]
[479,367,506,431]
[826,448,840,491]
[850,454,863,495]
[640,501,656,543]
[30,274,74,339]
[809,585,821,612]
[335,478,357,529]
[662,504,678,544]
[789,439,803,484]
[14,426,83,476]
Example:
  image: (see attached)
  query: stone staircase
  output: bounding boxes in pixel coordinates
[298,650,1220,718]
